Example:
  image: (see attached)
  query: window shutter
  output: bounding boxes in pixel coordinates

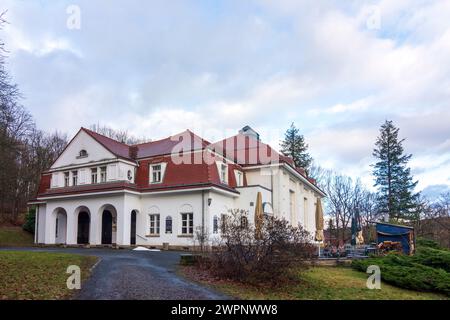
[78,169,86,184]
[51,173,59,188]
[107,164,117,181]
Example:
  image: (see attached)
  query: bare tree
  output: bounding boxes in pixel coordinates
[207,209,316,284]
[417,193,450,248]
[322,171,379,245]
[89,124,149,145]
[0,13,68,222]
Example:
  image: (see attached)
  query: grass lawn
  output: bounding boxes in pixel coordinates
[182,266,448,300]
[0,251,98,300]
[0,227,34,247]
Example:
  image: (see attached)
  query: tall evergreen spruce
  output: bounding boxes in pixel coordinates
[372,120,419,221]
[281,123,313,173]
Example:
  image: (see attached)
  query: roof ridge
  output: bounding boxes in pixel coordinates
[81,127,131,147]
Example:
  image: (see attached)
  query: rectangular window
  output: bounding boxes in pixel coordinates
[149,214,160,235]
[213,216,218,234]
[72,171,78,186]
[220,214,228,233]
[151,164,162,183]
[220,164,227,183]
[236,171,242,186]
[100,166,107,182]
[181,213,193,234]
[91,168,98,184]
[165,217,172,234]
[55,218,58,238]
[64,172,70,187]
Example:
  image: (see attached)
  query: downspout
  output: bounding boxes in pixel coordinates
[201,190,205,251]
[270,169,274,206]
[34,205,39,244]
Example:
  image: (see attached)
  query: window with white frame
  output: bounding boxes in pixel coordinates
[150,164,163,183]
[213,215,219,234]
[220,164,228,184]
[91,168,98,184]
[64,172,70,187]
[149,214,160,235]
[78,149,88,158]
[165,216,172,234]
[181,212,193,235]
[100,166,107,182]
[240,215,248,229]
[236,171,243,186]
[72,170,78,186]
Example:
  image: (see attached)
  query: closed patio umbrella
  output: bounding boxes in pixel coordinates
[315,198,324,242]
[254,192,264,239]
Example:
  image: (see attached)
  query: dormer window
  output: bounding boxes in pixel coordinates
[220,164,228,184]
[77,149,88,159]
[150,163,166,184]
[235,170,243,187]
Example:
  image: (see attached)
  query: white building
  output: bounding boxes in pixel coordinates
[30,126,326,249]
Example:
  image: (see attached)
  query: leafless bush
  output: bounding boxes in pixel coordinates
[206,209,316,285]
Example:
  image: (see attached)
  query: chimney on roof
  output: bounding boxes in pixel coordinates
[129,145,138,160]
[239,125,260,141]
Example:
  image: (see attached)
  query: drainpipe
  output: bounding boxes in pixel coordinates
[201,190,205,251]
[270,169,274,208]
[34,205,39,244]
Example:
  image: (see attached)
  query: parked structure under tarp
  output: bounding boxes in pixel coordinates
[375,222,415,255]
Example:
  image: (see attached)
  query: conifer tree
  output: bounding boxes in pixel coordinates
[372,120,419,221]
[280,123,313,173]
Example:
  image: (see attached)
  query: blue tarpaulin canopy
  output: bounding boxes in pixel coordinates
[375,222,415,255]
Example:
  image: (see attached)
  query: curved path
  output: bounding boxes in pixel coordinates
[1,247,229,300]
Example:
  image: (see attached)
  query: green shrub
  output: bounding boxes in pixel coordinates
[412,247,450,272]
[22,207,36,234]
[416,238,444,250]
[352,254,450,296]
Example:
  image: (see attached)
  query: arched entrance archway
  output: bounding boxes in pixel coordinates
[53,208,67,244]
[130,210,138,245]
[77,211,90,244]
[102,210,113,244]
[99,204,117,245]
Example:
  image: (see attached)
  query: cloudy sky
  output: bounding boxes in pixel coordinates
[1,0,450,197]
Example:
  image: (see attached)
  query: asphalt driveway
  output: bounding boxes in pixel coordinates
[1,247,229,300]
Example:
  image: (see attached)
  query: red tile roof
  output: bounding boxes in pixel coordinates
[134,130,210,159]
[209,134,296,168]
[35,127,319,199]
[82,128,211,161]
[82,128,133,160]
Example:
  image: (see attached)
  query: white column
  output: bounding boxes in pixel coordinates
[66,211,77,245]
[116,196,132,246]
[90,210,101,245]
[44,209,56,244]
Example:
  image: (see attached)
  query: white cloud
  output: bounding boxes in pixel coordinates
[1,0,450,194]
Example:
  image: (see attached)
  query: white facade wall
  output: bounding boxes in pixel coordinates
[36,129,325,247]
